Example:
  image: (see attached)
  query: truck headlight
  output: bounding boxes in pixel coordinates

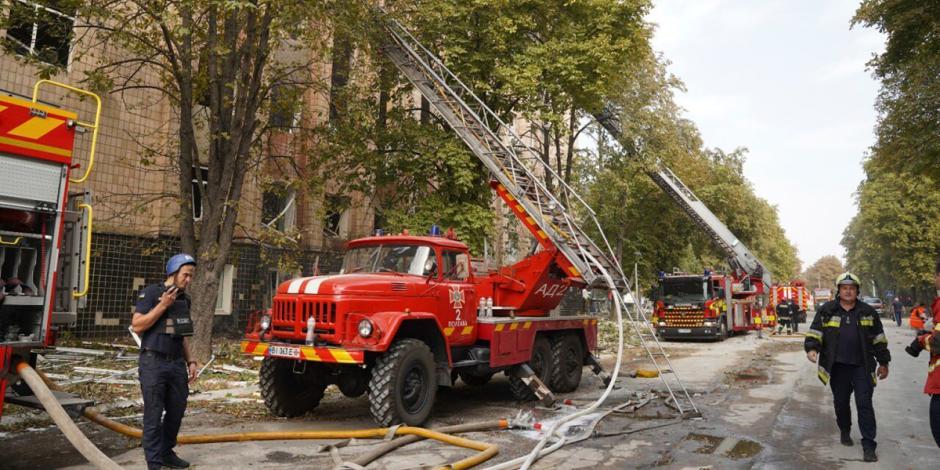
[259,314,272,332]
[358,319,374,338]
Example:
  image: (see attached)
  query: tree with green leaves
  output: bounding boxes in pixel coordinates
[853,1,940,180]
[16,0,356,360]
[802,256,846,289]
[842,169,940,300]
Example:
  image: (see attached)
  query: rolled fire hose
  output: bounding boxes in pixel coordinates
[15,362,122,470]
[34,367,504,469]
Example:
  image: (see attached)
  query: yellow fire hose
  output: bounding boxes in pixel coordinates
[25,364,505,469]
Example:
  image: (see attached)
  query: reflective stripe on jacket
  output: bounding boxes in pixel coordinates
[917,297,940,394]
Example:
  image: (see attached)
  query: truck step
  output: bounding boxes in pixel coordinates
[5,389,94,419]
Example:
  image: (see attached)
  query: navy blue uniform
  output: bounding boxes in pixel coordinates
[135,284,190,469]
[806,300,890,452]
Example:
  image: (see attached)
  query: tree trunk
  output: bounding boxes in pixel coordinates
[189,266,220,361]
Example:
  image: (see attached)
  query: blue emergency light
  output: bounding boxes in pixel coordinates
[430,224,441,236]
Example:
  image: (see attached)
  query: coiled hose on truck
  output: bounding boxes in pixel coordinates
[15,361,509,470]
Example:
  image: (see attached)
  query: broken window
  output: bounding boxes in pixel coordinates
[262,182,295,232]
[5,0,76,67]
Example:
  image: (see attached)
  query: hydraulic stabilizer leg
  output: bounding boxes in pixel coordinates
[513,364,555,406]
[585,354,612,387]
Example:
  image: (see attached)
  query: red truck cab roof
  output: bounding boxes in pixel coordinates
[347,235,469,251]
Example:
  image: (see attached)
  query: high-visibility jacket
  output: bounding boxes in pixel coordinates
[910,306,927,330]
[804,300,891,385]
[916,297,940,395]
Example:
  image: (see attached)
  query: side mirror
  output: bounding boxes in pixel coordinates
[424,259,437,278]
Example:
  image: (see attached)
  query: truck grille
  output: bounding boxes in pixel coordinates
[271,298,338,337]
[662,309,704,327]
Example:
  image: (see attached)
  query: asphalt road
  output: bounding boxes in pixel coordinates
[4,313,937,469]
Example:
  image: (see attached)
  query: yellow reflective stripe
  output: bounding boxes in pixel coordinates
[817,366,830,384]
[934,324,940,332]
[444,327,455,336]
[860,319,874,327]
[925,339,932,353]
[928,361,938,373]
[806,330,823,341]
[8,116,65,139]
[872,333,887,345]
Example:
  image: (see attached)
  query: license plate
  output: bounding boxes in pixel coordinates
[269,345,301,358]
[677,329,692,334]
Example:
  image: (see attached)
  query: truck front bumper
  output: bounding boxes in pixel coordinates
[240,340,365,364]
[657,326,720,340]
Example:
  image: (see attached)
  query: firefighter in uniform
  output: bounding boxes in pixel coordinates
[131,254,198,469]
[805,272,890,463]
[904,260,940,447]
[775,299,792,334]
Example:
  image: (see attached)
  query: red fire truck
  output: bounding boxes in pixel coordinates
[242,202,603,426]
[652,269,765,341]
[0,81,99,419]
[769,280,810,324]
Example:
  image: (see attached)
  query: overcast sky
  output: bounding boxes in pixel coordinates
[646,0,885,271]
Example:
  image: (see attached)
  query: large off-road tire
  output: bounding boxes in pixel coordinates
[368,339,438,426]
[458,370,494,386]
[549,334,584,393]
[509,335,553,401]
[259,357,327,418]
[717,318,729,341]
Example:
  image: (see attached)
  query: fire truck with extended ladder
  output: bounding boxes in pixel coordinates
[240,17,702,426]
[591,110,774,341]
[0,81,100,419]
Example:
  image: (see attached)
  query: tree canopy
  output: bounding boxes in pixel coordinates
[846,0,940,302]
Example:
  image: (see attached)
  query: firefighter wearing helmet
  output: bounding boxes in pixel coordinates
[904,259,940,447]
[805,272,891,462]
[130,254,198,469]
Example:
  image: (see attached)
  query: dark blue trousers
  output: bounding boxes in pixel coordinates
[830,362,876,450]
[932,394,940,448]
[139,353,189,467]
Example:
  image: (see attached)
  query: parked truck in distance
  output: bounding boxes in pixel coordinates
[812,288,832,310]
[651,270,763,341]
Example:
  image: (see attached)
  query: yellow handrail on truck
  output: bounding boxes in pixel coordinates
[31,79,102,184]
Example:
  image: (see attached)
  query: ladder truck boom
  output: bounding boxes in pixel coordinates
[594,108,773,289]
[377,15,699,416]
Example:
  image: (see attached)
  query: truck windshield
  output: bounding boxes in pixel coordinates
[341,244,433,276]
[662,279,708,304]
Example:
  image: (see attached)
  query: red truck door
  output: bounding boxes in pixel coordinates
[435,249,477,346]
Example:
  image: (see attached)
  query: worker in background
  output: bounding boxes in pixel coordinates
[904,260,940,447]
[131,254,199,470]
[892,296,904,327]
[775,298,792,335]
[911,303,928,332]
[805,272,890,463]
[787,298,801,333]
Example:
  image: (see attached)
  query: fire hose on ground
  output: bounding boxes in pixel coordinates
[16,361,510,470]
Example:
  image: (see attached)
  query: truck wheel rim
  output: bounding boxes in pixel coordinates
[402,363,428,413]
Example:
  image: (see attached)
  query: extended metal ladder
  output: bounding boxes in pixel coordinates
[380,17,699,417]
[593,106,772,289]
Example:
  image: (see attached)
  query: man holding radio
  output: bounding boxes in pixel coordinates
[131,254,198,470]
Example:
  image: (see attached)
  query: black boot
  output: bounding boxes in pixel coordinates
[840,429,854,446]
[863,447,877,462]
[162,451,190,469]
